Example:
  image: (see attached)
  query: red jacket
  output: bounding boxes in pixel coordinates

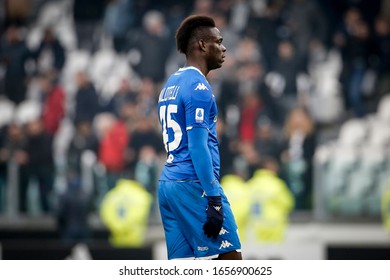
[239,97,262,143]
[43,85,65,135]
[99,121,129,173]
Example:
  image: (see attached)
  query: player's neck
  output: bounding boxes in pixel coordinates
[185,58,209,77]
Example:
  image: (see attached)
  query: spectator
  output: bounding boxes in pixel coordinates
[275,40,303,99]
[103,78,137,118]
[234,37,264,97]
[134,145,159,194]
[38,73,65,136]
[264,40,304,125]
[0,123,26,199]
[373,16,390,98]
[191,0,214,16]
[129,10,171,83]
[217,118,237,178]
[135,77,158,118]
[0,25,33,104]
[284,0,328,64]
[236,141,260,180]
[343,19,372,117]
[0,127,6,212]
[246,156,294,242]
[333,7,362,53]
[98,114,129,189]
[254,115,282,164]
[57,171,91,245]
[334,7,371,117]
[99,178,152,247]
[229,0,251,34]
[238,91,262,143]
[127,117,163,175]
[280,107,316,211]
[103,0,135,53]
[228,37,265,137]
[3,0,30,28]
[33,28,66,75]
[163,3,187,37]
[235,36,263,67]
[116,99,138,124]
[73,71,100,124]
[236,60,264,99]
[215,54,241,123]
[0,123,26,213]
[67,120,99,176]
[72,0,106,51]
[18,119,54,214]
[213,12,240,53]
[246,1,283,72]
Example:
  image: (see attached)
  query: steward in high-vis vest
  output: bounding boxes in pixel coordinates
[100,179,153,247]
[381,179,390,232]
[220,174,251,241]
[246,158,294,243]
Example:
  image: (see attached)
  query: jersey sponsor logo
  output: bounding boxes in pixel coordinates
[219,227,229,235]
[197,246,209,252]
[195,108,204,123]
[219,240,233,249]
[194,83,208,91]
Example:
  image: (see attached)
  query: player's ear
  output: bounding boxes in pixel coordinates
[198,39,207,52]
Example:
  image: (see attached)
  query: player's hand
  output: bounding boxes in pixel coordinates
[203,196,223,239]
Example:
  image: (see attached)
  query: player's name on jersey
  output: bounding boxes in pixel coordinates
[159,85,180,102]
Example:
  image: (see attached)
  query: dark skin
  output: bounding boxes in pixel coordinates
[186,27,226,76]
[186,27,242,261]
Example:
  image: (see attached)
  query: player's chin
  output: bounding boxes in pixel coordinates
[216,60,224,68]
[210,60,223,70]
[210,64,222,71]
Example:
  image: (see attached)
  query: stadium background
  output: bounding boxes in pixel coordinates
[0,0,390,260]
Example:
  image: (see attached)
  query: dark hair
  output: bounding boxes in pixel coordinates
[175,15,216,55]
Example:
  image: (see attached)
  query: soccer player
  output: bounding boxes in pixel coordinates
[157,15,242,260]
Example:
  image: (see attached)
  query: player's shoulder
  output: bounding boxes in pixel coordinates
[183,67,212,94]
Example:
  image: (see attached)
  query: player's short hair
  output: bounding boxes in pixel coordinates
[175,15,216,55]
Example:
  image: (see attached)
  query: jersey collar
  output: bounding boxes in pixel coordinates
[178,66,205,77]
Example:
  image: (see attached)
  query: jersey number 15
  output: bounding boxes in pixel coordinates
[159,104,182,153]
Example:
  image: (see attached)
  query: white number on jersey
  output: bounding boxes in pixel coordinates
[159,104,182,154]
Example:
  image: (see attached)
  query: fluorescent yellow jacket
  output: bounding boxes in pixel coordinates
[100,179,153,247]
[381,180,390,232]
[246,169,294,243]
[221,174,251,241]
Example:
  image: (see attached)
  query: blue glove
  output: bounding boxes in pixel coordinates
[203,196,224,239]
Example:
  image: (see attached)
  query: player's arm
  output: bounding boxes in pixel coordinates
[188,127,223,239]
[188,127,219,196]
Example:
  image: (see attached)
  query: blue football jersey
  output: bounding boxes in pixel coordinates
[158,66,220,181]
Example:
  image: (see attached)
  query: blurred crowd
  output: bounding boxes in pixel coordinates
[0,0,389,232]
